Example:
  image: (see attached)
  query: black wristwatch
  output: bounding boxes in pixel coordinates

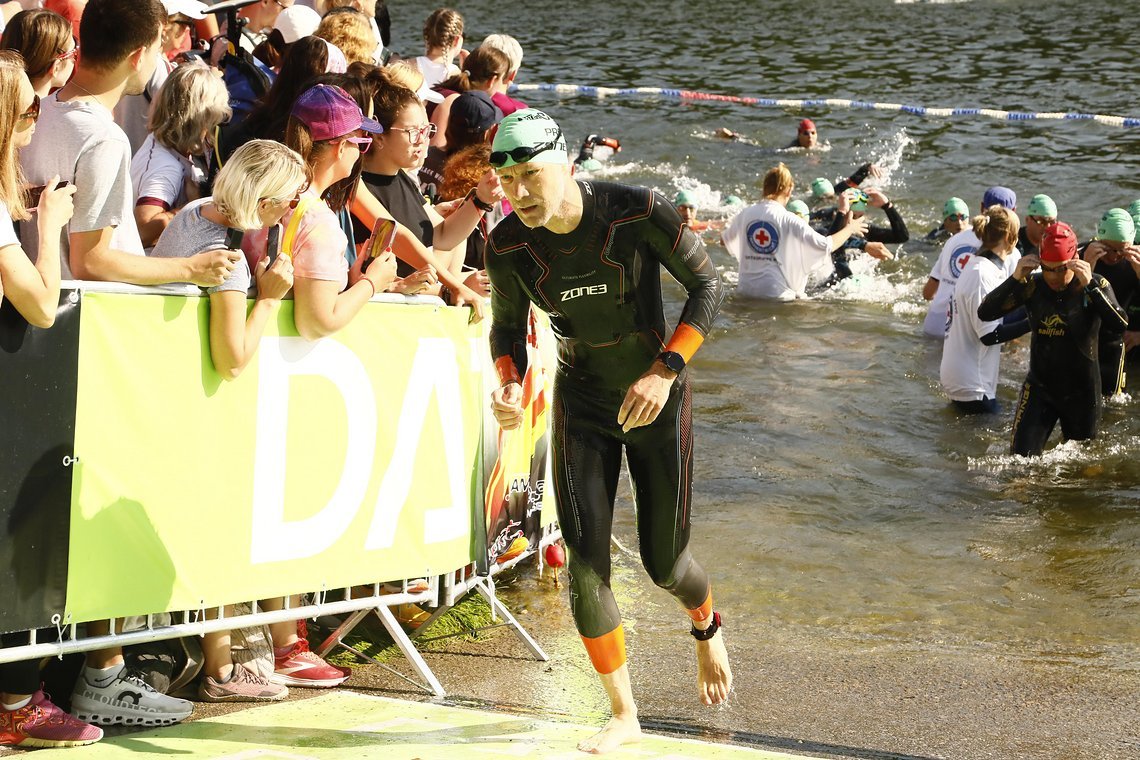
[657,351,686,374]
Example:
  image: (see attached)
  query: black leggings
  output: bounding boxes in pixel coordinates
[1011,380,1100,456]
[552,375,710,639]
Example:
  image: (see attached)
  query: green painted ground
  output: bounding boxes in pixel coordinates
[34,691,821,759]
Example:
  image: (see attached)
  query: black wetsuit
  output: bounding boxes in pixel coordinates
[813,202,908,287]
[1016,227,1040,258]
[1082,243,1140,396]
[487,180,722,641]
[978,272,1127,456]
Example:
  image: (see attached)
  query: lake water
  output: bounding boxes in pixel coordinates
[388,0,1140,696]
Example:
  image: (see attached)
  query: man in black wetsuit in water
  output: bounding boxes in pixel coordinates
[978,222,1128,457]
[485,109,731,754]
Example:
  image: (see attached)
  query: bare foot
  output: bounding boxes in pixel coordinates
[577,713,642,754]
[696,629,732,705]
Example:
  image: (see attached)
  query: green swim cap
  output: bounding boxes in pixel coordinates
[1133,215,1140,244]
[849,188,869,212]
[811,178,834,198]
[1027,194,1058,219]
[1127,198,1140,219]
[577,158,602,172]
[943,197,969,218]
[490,109,568,169]
[724,195,743,206]
[675,190,697,207]
[1097,208,1135,243]
[786,199,809,219]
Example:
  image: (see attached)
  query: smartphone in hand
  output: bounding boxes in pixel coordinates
[25,180,71,212]
[264,224,281,266]
[361,218,397,273]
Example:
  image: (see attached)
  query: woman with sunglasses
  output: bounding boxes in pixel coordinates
[0,51,96,751]
[359,83,500,307]
[151,139,303,379]
[0,9,77,99]
[272,82,395,341]
[0,51,75,329]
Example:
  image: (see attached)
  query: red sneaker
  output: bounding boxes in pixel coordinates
[271,639,349,688]
[0,691,103,748]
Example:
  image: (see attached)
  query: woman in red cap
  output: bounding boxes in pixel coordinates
[978,222,1128,456]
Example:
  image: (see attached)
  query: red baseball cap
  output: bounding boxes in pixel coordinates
[1039,221,1077,263]
[799,118,816,133]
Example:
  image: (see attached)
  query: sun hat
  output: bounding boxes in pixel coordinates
[1096,208,1135,244]
[943,197,969,219]
[490,109,568,169]
[274,5,322,44]
[1039,222,1077,263]
[1026,194,1057,219]
[290,84,382,141]
[161,0,207,19]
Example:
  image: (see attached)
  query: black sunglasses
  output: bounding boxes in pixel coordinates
[19,94,40,124]
[489,129,563,168]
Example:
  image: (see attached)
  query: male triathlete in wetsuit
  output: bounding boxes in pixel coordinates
[485,109,731,754]
[1081,208,1139,396]
[978,222,1127,456]
[816,187,904,287]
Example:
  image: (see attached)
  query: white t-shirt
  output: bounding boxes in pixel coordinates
[924,229,980,338]
[131,134,205,213]
[113,55,172,156]
[940,252,1010,401]
[415,56,458,104]
[0,200,19,249]
[20,94,145,278]
[723,199,832,300]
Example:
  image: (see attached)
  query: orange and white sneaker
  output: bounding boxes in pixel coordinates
[0,691,103,748]
[271,639,349,688]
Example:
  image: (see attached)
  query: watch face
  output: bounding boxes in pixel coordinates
[661,352,685,372]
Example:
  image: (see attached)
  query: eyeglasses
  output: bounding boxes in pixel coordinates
[387,123,437,145]
[18,94,40,124]
[490,129,564,168]
[337,135,373,153]
[56,42,79,62]
[1030,216,1055,225]
[273,0,290,8]
[1039,262,1068,273]
[948,214,967,221]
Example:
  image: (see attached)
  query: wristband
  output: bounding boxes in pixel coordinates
[466,188,494,213]
[361,277,376,299]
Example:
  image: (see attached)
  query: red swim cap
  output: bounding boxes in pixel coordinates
[799,119,816,133]
[1039,221,1077,263]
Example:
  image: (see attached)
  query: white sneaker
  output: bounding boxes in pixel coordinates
[70,667,194,727]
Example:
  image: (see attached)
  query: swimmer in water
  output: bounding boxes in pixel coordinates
[979,222,1127,456]
[924,197,970,243]
[573,133,621,173]
[1017,194,1057,257]
[786,118,818,149]
[674,190,726,234]
[486,109,731,754]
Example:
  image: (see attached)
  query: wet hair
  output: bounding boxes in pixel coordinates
[149,64,231,156]
[0,52,30,222]
[213,140,310,231]
[972,205,1020,252]
[1,9,72,80]
[481,34,522,75]
[78,0,165,71]
[316,7,376,65]
[762,163,794,199]
[242,36,331,145]
[438,143,490,202]
[372,83,421,131]
[422,8,463,51]
[438,46,509,93]
[284,75,368,213]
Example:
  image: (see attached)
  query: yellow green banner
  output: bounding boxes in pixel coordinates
[67,293,483,623]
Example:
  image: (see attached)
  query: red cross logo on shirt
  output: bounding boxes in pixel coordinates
[753,228,771,247]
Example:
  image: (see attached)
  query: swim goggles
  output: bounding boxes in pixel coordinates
[490,129,564,168]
